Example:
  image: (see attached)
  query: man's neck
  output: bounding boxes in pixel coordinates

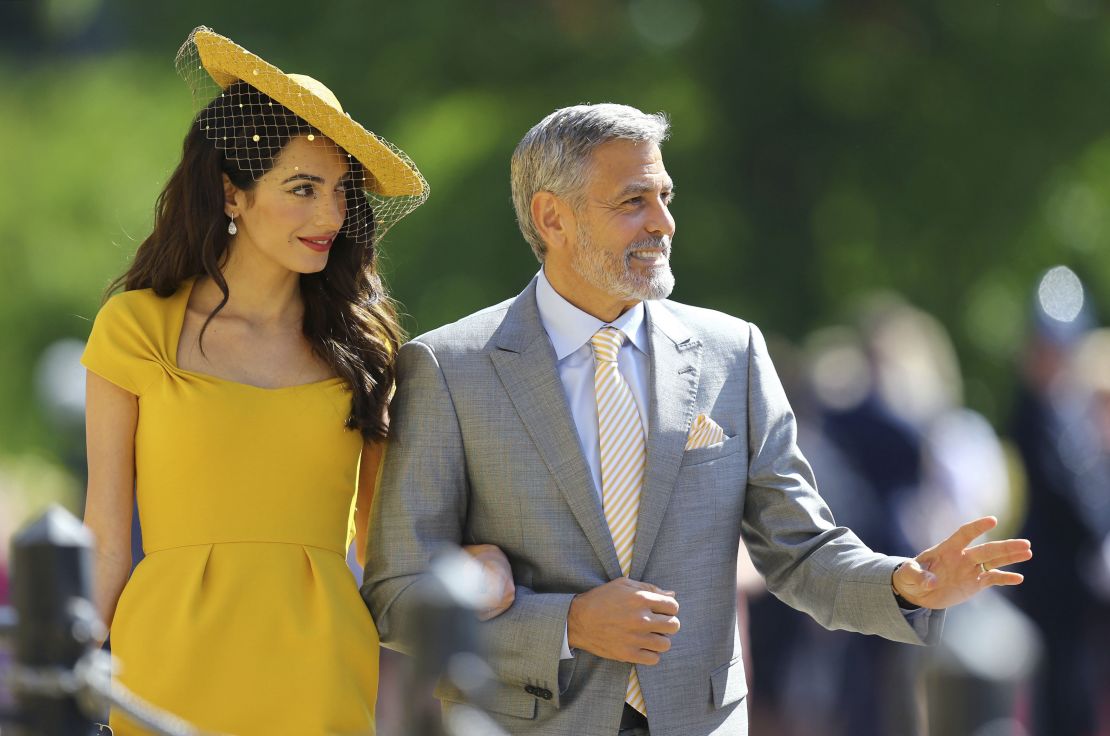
[542,264,637,323]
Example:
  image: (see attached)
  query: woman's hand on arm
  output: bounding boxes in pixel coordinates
[82,371,138,634]
[462,543,516,621]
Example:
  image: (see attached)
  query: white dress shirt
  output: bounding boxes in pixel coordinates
[534,268,650,502]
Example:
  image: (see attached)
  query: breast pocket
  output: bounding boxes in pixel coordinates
[680,433,744,468]
[674,433,747,525]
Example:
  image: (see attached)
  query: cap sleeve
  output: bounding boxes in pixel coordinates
[81,292,165,396]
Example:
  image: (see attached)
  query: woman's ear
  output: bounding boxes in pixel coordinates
[222,173,242,217]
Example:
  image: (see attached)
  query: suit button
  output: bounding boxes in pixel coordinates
[539,689,553,700]
[524,685,536,695]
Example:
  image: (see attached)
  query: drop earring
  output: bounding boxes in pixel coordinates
[227,214,238,235]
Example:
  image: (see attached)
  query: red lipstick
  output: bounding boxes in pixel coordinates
[298,234,335,252]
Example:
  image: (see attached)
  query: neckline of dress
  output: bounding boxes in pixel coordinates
[167,277,346,393]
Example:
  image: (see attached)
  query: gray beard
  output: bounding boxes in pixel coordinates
[570,230,675,303]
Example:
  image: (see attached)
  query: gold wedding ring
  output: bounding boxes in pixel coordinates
[978,562,989,574]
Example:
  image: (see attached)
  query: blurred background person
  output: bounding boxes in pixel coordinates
[744,329,890,736]
[865,297,1040,736]
[746,308,931,736]
[747,294,1039,736]
[1010,267,1110,736]
[1070,328,1110,724]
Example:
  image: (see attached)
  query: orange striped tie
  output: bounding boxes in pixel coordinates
[590,327,647,716]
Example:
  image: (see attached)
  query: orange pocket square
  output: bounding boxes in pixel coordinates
[685,413,726,450]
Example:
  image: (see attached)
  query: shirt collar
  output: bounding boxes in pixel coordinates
[535,268,648,360]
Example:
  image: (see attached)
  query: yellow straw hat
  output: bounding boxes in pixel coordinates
[178,26,428,202]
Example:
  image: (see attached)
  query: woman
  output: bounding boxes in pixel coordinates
[82,28,512,734]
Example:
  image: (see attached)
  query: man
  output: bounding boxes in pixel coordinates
[362,104,1032,735]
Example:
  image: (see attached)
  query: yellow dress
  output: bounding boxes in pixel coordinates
[82,280,379,735]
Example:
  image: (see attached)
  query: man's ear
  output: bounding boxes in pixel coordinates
[531,191,575,255]
[222,173,244,217]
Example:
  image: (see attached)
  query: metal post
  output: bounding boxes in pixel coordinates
[399,548,506,736]
[9,504,100,736]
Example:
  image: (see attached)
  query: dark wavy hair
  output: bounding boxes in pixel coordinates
[110,82,402,441]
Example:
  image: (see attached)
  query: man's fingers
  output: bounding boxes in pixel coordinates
[945,516,998,550]
[974,551,1033,574]
[639,613,680,635]
[979,570,1024,587]
[639,591,679,616]
[622,631,678,665]
[620,577,654,590]
[967,539,1034,555]
[969,540,1032,568]
[628,579,676,597]
[641,633,672,653]
[648,614,681,635]
[978,550,1034,571]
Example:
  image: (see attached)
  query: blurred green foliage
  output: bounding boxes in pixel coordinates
[2,0,1109,471]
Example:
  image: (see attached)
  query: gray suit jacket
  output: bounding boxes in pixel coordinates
[362,278,940,736]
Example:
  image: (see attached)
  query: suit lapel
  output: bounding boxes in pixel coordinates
[490,279,623,579]
[630,301,702,579]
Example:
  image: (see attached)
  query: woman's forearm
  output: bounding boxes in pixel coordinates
[91,546,132,632]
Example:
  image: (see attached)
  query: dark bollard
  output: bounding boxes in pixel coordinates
[399,548,505,736]
[9,504,100,736]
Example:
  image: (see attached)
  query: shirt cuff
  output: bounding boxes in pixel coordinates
[560,621,574,660]
[902,605,936,641]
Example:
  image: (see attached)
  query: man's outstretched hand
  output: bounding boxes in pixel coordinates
[892,516,1033,610]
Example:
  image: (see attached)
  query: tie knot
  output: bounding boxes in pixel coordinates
[590,327,626,363]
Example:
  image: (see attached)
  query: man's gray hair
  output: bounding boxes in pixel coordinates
[511,103,670,262]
